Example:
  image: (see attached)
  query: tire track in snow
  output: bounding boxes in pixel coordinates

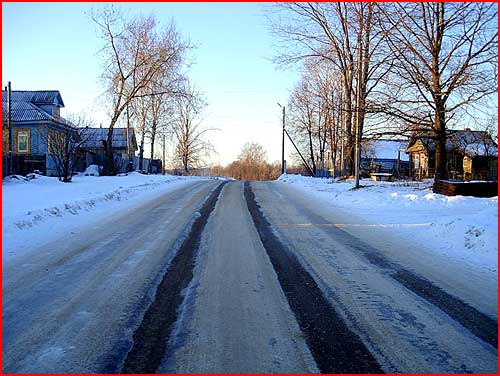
[120,181,228,374]
[283,200,499,349]
[244,181,383,374]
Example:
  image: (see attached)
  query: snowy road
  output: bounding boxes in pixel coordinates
[2,180,497,373]
[2,180,220,373]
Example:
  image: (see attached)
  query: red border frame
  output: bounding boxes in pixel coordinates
[0,2,498,376]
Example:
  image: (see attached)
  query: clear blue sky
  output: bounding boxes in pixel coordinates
[2,2,298,165]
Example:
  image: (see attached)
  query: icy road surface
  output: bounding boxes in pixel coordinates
[2,180,497,373]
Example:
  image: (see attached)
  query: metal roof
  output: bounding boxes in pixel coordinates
[1,101,73,127]
[2,90,65,107]
[2,101,54,122]
[2,90,72,126]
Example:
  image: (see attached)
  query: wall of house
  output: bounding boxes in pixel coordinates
[46,154,59,176]
[38,104,60,118]
[10,122,74,176]
[410,151,428,178]
[3,128,9,154]
[470,157,498,181]
[12,124,43,155]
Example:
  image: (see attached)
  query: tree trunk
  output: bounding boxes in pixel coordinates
[328,110,336,177]
[432,4,447,181]
[149,132,156,174]
[307,129,317,175]
[434,109,447,180]
[103,105,122,176]
[139,129,145,171]
[343,78,354,177]
[183,155,188,175]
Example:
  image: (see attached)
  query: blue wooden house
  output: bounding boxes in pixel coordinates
[2,89,75,176]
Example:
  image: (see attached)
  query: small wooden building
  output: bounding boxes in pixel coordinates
[80,127,138,173]
[361,139,410,177]
[406,129,497,181]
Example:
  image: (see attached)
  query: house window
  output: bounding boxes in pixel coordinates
[413,154,420,169]
[17,130,29,153]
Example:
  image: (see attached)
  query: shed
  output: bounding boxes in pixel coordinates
[362,140,410,177]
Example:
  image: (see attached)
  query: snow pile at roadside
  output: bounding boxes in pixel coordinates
[277,174,498,269]
[2,173,211,258]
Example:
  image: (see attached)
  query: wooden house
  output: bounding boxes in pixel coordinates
[2,89,75,176]
[406,129,497,180]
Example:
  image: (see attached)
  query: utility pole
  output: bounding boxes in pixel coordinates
[126,104,131,172]
[7,81,13,176]
[162,134,166,175]
[278,103,286,174]
[354,124,361,188]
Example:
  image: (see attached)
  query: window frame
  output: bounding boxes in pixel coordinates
[17,129,30,153]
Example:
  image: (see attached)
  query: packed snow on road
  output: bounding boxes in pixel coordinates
[2,175,497,373]
[277,174,498,274]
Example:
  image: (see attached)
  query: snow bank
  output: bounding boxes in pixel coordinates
[83,164,99,176]
[277,174,498,271]
[2,173,212,261]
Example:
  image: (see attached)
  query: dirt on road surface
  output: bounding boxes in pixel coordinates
[3,180,497,373]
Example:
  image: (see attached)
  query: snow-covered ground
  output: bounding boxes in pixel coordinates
[277,174,498,273]
[2,173,214,262]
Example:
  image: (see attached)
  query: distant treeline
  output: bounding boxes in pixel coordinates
[207,142,306,181]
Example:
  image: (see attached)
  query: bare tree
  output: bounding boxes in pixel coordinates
[41,115,93,182]
[148,81,177,173]
[130,93,148,171]
[93,8,190,175]
[288,77,318,175]
[172,85,214,175]
[237,142,269,180]
[382,2,498,180]
[223,143,280,181]
[269,3,393,187]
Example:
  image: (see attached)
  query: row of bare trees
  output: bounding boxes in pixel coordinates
[93,8,214,175]
[215,142,281,181]
[269,2,497,184]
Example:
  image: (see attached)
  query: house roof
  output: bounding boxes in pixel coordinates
[3,90,65,107]
[82,127,138,150]
[464,143,498,157]
[448,130,497,156]
[407,129,497,157]
[2,101,54,122]
[2,90,69,125]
